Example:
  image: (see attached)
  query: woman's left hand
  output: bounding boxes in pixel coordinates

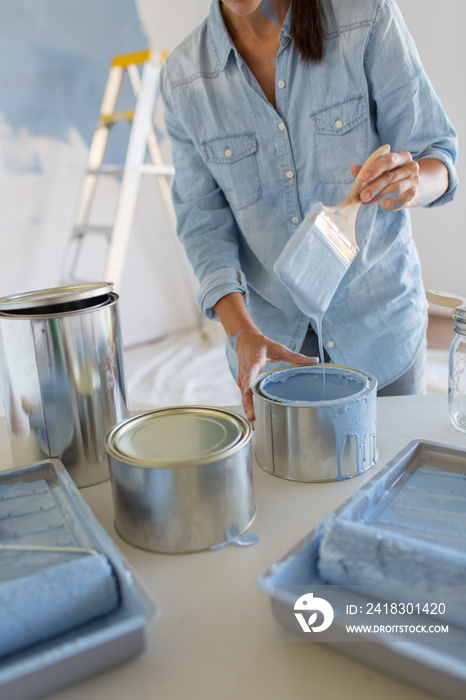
[351,151,448,210]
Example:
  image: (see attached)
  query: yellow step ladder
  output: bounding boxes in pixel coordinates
[62,49,175,289]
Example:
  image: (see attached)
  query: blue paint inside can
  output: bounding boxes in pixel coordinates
[255,365,377,482]
[260,366,368,403]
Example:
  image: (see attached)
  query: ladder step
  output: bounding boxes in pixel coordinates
[63,49,178,290]
[99,110,134,125]
[111,49,152,68]
[87,165,125,175]
[86,164,174,176]
[138,164,175,176]
[72,224,113,239]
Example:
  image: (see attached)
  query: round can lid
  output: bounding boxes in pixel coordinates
[107,407,250,468]
[0,282,113,311]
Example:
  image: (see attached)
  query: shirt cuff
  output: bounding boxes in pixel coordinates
[417,149,459,207]
[198,267,249,320]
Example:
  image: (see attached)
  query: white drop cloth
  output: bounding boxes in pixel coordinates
[124,322,241,411]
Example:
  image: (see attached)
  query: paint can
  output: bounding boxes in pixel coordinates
[252,364,377,482]
[0,283,129,487]
[105,406,255,553]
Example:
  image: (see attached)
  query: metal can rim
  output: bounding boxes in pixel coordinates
[106,405,252,469]
[0,282,114,312]
[252,363,378,407]
[0,292,118,319]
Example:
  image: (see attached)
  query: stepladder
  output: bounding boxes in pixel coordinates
[62,49,177,290]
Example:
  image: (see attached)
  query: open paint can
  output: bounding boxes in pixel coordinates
[106,406,255,553]
[0,283,129,487]
[252,364,377,482]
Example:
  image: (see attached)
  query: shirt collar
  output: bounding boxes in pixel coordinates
[208,0,292,72]
[208,0,237,71]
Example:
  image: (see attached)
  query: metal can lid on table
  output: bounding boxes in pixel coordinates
[106,406,252,469]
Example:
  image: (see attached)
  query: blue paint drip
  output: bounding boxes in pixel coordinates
[259,365,377,481]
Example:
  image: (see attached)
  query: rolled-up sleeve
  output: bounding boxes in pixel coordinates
[199,267,249,319]
[159,63,249,320]
[365,0,458,207]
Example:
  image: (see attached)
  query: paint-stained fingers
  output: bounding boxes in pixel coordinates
[239,384,255,427]
[282,348,320,365]
[376,183,419,210]
[359,152,420,209]
[360,150,413,183]
[238,362,263,427]
[235,333,319,425]
[267,340,319,366]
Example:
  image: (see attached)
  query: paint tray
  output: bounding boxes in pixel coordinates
[257,440,466,700]
[0,459,158,700]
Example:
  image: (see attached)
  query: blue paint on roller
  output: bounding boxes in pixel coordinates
[0,477,121,658]
[0,553,120,658]
[317,467,466,625]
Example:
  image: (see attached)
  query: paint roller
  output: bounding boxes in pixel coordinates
[0,547,121,658]
[317,467,466,629]
[274,145,391,320]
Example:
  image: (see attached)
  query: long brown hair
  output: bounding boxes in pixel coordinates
[290,0,326,62]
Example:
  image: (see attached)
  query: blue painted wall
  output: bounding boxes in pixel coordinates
[0,0,149,168]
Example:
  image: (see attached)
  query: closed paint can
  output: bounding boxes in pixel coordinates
[0,283,129,487]
[106,406,255,553]
[252,364,377,482]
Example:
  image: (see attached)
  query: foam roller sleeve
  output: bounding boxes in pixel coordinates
[317,467,466,629]
[0,553,120,658]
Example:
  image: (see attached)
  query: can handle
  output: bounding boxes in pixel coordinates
[426,289,465,311]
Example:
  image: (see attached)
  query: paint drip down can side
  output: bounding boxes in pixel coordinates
[252,364,377,482]
[0,283,129,488]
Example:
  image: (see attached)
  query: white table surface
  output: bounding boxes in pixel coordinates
[0,393,465,700]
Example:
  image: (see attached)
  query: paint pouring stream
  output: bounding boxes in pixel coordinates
[274,145,391,396]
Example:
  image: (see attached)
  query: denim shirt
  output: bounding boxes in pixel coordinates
[159,0,458,388]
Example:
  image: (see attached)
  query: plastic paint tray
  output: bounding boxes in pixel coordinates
[257,440,466,700]
[0,459,158,700]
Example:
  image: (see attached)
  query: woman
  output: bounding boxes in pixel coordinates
[160,0,458,423]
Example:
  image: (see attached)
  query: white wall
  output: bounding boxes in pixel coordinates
[136,0,211,50]
[397,0,465,307]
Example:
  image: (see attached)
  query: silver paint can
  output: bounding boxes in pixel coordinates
[106,406,255,553]
[252,364,377,482]
[0,283,129,487]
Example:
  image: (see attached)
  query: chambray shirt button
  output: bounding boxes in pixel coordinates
[335,118,343,129]
[278,122,285,131]
[277,80,286,89]
[327,340,335,348]
[286,169,294,180]
[225,147,233,157]
[291,216,299,224]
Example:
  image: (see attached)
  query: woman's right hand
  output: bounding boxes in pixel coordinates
[232,328,318,426]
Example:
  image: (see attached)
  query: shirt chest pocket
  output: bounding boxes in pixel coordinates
[311,95,367,184]
[201,132,261,210]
